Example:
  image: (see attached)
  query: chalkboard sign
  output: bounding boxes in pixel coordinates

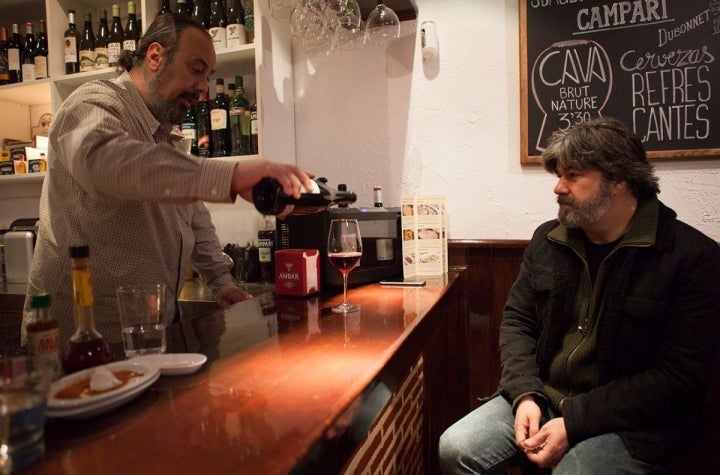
[520,0,720,164]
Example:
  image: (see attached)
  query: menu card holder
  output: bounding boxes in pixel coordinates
[400,195,448,278]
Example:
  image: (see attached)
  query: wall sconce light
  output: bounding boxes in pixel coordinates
[421,21,438,60]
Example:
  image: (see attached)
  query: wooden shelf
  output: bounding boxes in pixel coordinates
[0,172,45,183]
[0,80,51,106]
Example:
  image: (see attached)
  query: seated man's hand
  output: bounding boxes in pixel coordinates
[521,417,570,468]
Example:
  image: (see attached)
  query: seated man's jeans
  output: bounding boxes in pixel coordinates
[438,395,667,475]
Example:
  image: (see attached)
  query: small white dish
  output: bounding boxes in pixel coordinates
[47,364,160,419]
[130,353,207,376]
[48,361,159,410]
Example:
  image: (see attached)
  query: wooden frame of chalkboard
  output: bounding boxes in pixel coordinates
[520,0,720,165]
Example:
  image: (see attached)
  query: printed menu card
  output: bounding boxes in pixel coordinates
[400,195,448,277]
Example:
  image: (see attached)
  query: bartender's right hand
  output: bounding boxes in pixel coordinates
[231,159,313,203]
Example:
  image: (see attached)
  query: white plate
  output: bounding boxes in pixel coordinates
[130,353,207,376]
[47,365,160,419]
[48,361,159,410]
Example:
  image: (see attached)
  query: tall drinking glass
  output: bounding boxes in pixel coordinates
[327,219,363,313]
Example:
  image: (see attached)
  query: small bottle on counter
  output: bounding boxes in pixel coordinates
[373,185,383,208]
[26,293,62,380]
[252,177,357,218]
[62,245,113,374]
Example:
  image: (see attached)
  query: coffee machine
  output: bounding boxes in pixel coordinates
[3,218,39,284]
[276,207,403,288]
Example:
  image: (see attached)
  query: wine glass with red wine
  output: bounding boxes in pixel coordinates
[327,219,363,313]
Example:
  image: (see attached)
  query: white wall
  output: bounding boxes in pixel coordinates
[289,0,720,241]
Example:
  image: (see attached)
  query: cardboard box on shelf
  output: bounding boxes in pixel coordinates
[0,161,14,175]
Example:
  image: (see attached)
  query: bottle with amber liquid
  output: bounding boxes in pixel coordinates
[62,245,113,374]
[26,293,62,380]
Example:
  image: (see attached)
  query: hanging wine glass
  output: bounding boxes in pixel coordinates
[290,0,324,40]
[324,0,361,31]
[302,14,336,56]
[268,0,296,22]
[326,0,364,51]
[364,0,400,47]
[336,19,366,51]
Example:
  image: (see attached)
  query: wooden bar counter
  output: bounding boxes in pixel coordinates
[31,269,469,475]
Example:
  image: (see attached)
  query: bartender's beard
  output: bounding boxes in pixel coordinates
[557,179,613,228]
[145,70,184,127]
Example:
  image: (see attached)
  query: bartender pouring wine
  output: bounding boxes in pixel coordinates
[22,13,313,352]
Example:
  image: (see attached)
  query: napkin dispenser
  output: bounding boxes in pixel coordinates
[4,218,39,284]
[276,207,403,287]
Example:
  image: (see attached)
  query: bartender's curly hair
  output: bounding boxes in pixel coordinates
[541,117,660,200]
[118,12,212,72]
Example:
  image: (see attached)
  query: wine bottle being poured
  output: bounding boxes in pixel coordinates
[252,177,357,219]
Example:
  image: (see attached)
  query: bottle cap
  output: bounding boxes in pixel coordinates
[30,293,51,308]
[69,245,90,258]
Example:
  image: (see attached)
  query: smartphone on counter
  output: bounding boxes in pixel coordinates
[379,278,427,287]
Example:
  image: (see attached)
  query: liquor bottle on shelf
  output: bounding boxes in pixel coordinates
[158,0,173,15]
[123,1,140,53]
[258,216,276,283]
[191,0,210,30]
[226,0,247,47]
[21,22,36,82]
[176,0,191,18]
[252,178,358,217]
[208,0,228,50]
[0,28,8,85]
[26,293,62,381]
[181,103,198,155]
[64,10,81,74]
[95,9,110,69]
[250,100,258,154]
[79,13,96,72]
[210,79,230,157]
[34,20,48,79]
[8,24,22,83]
[62,245,114,375]
[108,4,124,67]
[229,75,251,156]
[196,89,212,157]
[243,0,255,43]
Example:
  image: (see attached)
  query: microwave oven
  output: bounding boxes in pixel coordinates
[276,207,403,288]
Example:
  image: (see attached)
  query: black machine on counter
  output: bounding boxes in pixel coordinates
[276,207,403,288]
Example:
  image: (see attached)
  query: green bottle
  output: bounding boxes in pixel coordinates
[229,75,251,155]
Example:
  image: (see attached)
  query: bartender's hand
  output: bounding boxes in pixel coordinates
[216,286,253,308]
[231,159,313,203]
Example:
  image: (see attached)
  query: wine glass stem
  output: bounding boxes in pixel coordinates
[342,272,349,306]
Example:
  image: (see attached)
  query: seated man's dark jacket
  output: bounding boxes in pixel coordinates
[498,196,720,464]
